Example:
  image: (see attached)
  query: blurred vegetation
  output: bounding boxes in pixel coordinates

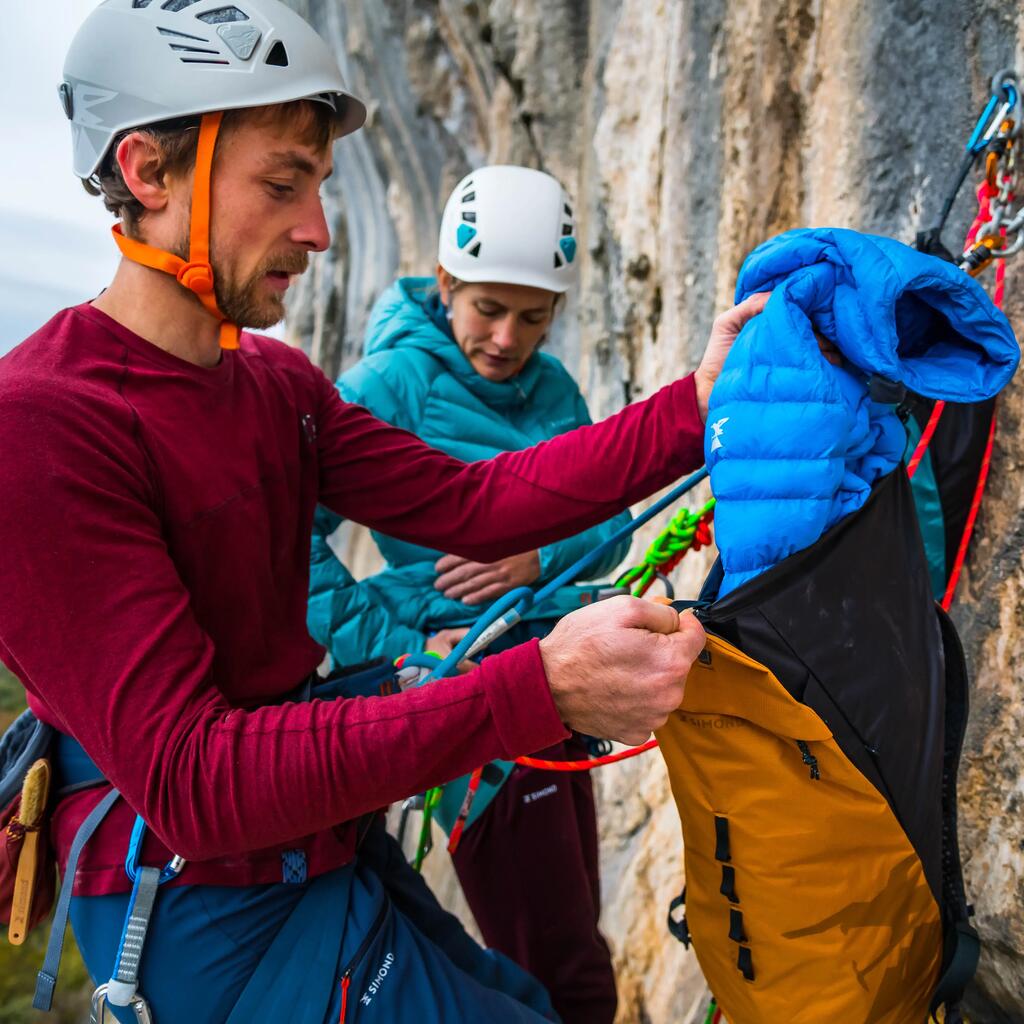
[0,664,93,1024]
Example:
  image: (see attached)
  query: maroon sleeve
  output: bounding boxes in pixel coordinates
[315,370,706,559]
[0,388,566,861]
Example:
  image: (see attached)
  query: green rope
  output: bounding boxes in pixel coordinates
[703,999,718,1024]
[615,498,716,597]
[413,785,444,872]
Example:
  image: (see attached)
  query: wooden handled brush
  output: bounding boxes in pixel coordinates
[8,758,51,945]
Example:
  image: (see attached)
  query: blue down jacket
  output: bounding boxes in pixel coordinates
[707,228,1019,596]
[307,277,631,665]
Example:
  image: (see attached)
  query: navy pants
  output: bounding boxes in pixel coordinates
[451,736,617,1024]
[71,818,558,1023]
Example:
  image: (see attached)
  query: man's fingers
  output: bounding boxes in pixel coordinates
[604,594,681,635]
[734,290,771,324]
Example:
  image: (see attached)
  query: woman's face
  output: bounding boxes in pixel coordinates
[438,268,558,382]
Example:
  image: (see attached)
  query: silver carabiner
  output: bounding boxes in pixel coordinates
[91,983,154,1024]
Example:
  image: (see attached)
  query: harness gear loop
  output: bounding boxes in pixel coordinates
[110,112,240,351]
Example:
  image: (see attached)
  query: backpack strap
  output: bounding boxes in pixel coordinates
[929,921,980,1023]
[929,608,980,1019]
[34,787,121,1011]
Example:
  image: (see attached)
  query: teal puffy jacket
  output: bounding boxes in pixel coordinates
[307,276,632,669]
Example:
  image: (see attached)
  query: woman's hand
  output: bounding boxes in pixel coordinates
[425,627,470,659]
[434,550,541,606]
[693,291,771,421]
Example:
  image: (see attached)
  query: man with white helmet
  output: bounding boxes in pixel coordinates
[0,1,766,1020]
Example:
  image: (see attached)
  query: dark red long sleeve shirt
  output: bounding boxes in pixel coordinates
[0,304,704,894]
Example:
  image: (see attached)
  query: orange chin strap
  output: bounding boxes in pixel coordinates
[112,111,240,350]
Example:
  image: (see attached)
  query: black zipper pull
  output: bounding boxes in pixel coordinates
[796,740,820,780]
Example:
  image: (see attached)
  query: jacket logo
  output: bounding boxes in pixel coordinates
[676,714,743,730]
[523,783,558,805]
[360,952,395,1007]
[710,417,729,452]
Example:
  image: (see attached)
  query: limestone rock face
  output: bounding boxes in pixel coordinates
[288,1,1024,1019]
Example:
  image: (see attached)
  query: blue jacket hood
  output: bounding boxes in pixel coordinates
[708,228,1019,597]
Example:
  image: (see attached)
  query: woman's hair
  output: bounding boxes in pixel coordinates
[438,274,565,315]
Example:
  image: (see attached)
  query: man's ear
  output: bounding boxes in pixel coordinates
[436,264,453,307]
[115,132,170,215]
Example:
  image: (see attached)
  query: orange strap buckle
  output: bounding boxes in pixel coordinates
[110,111,239,350]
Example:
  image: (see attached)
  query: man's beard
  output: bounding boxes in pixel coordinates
[215,250,310,329]
[172,229,309,329]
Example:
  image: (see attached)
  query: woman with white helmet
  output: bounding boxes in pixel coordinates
[308,166,626,1024]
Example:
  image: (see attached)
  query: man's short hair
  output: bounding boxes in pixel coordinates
[89,100,336,238]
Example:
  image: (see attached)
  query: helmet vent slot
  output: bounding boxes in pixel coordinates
[561,223,573,236]
[170,44,221,54]
[462,212,476,223]
[468,242,482,258]
[162,0,204,10]
[158,27,211,41]
[461,192,476,203]
[553,252,564,269]
[198,6,250,22]
[265,41,289,66]
[179,57,231,65]
[133,0,156,7]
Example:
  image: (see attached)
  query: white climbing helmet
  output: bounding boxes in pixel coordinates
[61,0,366,181]
[438,166,579,293]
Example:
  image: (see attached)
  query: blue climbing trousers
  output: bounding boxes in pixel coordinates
[70,816,558,1023]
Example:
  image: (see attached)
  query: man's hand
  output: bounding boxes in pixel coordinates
[425,626,470,659]
[538,596,706,745]
[434,551,541,606]
[693,291,771,422]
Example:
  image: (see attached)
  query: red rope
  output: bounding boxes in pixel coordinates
[941,411,997,611]
[906,400,946,479]
[446,765,484,855]
[514,738,658,772]
[908,177,1006,604]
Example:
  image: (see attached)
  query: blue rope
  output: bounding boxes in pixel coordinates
[422,466,710,683]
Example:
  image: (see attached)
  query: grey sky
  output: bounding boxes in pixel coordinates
[1,4,124,354]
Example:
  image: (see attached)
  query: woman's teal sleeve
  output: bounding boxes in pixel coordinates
[307,507,427,667]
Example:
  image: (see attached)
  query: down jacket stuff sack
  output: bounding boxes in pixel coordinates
[706,227,1019,597]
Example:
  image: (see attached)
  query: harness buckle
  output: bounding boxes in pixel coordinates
[90,984,154,1024]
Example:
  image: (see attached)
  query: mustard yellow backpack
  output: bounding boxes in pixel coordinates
[658,470,978,1023]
